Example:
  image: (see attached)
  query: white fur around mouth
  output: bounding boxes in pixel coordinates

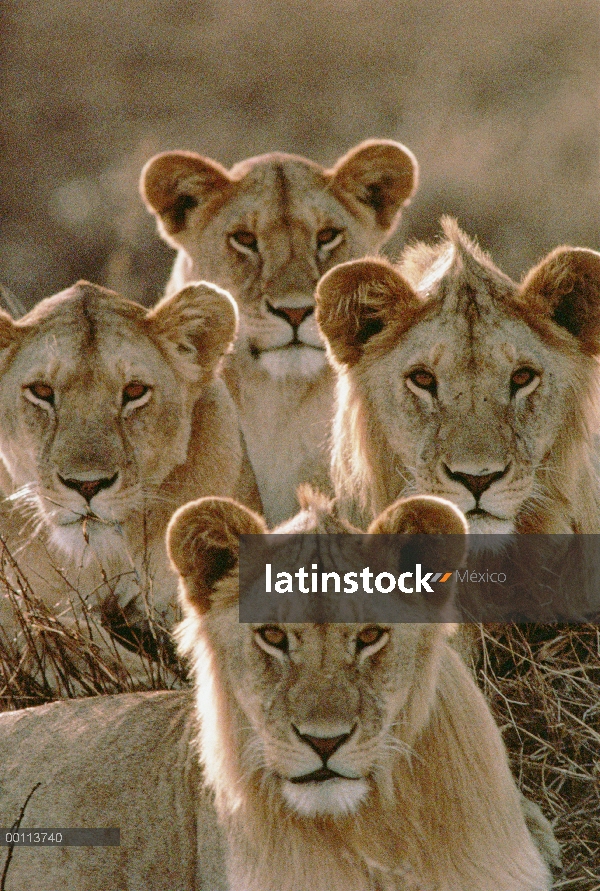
[281,776,368,817]
[258,344,328,380]
[48,515,123,564]
[465,509,514,534]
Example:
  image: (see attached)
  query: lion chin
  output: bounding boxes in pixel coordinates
[465,510,514,535]
[48,516,128,566]
[281,776,369,818]
[257,344,328,381]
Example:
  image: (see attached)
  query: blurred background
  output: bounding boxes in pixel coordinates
[1,0,598,310]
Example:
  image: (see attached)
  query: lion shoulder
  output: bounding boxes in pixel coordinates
[0,691,227,890]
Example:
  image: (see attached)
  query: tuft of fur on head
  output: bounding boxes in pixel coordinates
[318,220,600,532]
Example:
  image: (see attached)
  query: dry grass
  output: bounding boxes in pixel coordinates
[0,539,185,711]
[479,624,600,890]
[0,4,597,885]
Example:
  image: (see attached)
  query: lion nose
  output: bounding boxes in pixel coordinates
[265,302,314,329]
[293,726,353,761]
[443,463,509,498]
[58,472,119,503]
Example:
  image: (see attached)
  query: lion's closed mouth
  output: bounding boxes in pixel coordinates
[289,768,358,784]
[257,342,325,354]
[466,508,506,521]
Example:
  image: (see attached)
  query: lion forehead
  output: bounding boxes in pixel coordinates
[224,621,419,721]
[379,306,565,388]
[8,318,176,395]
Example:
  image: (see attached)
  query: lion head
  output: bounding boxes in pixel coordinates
[140,140,418,380]
[141,140,419,525]
[316,218,600,533]
[0,279,239,560]
[165,492,550,891]
[0,279,257,637]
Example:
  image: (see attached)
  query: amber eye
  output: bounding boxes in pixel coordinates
[316,227,343,248]
[230,230,258,252]
[356,626,387,652]
[257,625,288,651]
[26,382,54,404]
[407,368,437,396]
[122,382,150,405]
[510,367,538,396]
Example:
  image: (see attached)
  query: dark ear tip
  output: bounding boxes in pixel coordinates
[140,152,182,209]
[335,138,418,173]
[521,246,600,351]
[329,140,419,228]
[139,151,230,226]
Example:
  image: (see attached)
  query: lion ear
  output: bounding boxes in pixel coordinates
[328,139,418,235]
[369,496,469,601]
[140,151,231,241]
[520,247,600,355]
[368,495,468,537]
[167,497,268,614]
[0,310,19,351]
[316,258,420,366]
[147,281,238,379]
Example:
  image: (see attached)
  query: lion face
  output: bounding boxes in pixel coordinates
[141,141,418,381]
[167,492,465,819]
[317,220,600,532]
[223,620,425,817]
[0,280,237,563]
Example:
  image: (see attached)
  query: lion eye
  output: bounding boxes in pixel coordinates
[407,368,437,396]
[316,227,344,250]
[122,382,151,406]
[257,625,288,652]
[230,230,258,253]
[356,626,388,653]
[510,367,539,397]
[25,382,55,405]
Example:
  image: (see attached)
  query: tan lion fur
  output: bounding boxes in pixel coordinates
[140,140,418,524]
[316,218,600,534]
[0,493,550,890]
[170,494,550,891]
[0,280,260,677]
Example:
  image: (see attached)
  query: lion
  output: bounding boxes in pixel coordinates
[0,492,551,890]
[0,279,260,676]
[140,140,419,524]
[316,217,600,534]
